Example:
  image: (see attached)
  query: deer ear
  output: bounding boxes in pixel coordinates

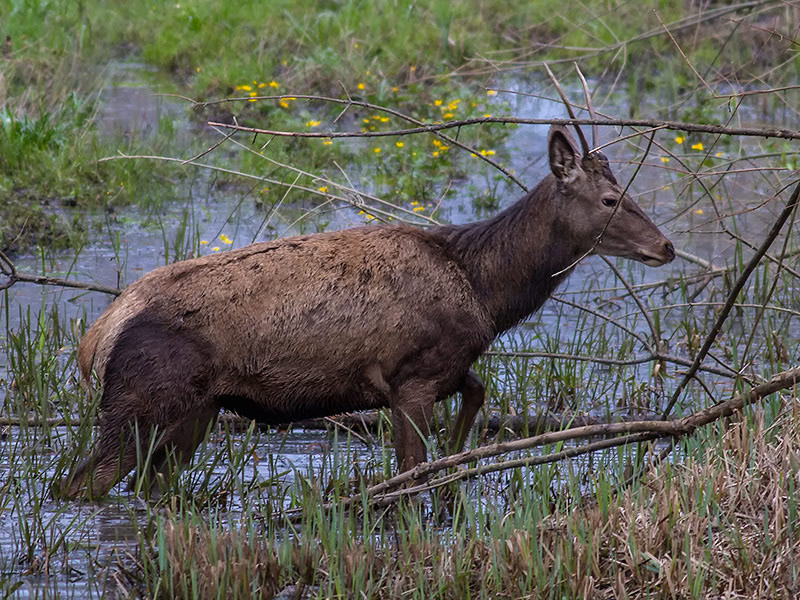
[548,125,582,183]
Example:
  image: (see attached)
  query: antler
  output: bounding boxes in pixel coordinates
[574,63,599,151]
[543,63,591,156]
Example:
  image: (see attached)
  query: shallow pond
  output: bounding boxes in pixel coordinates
[2,62,798,597]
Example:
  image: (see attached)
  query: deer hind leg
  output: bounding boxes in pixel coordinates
[129,406,219,493]
[391,379,436,473]
[449,370,485,454]
[57,320,214,500]
[58,385,157,500]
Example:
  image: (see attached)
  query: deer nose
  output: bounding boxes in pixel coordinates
[664,241,676,262]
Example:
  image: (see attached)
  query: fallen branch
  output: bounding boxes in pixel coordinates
[288,364,800,516]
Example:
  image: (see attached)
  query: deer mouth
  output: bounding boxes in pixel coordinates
[638,242,675,267]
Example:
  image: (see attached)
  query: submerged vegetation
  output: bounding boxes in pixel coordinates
[1,0,800,598]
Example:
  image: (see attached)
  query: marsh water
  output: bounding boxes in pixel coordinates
[1,62,797,597]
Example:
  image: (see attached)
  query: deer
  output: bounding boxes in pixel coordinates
[56,123,674,500]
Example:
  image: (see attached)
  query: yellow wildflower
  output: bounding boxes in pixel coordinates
[318,186,328,193]
[236,84,252,91]
[396,141,404,148]
[487,90,497,96]
[434,100,443,106]
[374,147,381,153]
[212,246,221,252]
[279,100,289,108]
[433,151,440,157]
[322,138,333,145]
[220,234,233,245]
[363,118,371,123]
[694,209,704,215]
[306,120,321,128]
[691,142,704,151]
[269,81,279,88]
[357,83,366,90]
[392,87,399,92]
[258,82,267,88]
[432,139,443,147]
[413,206,425,213]
[716,152,723,157]
[443,113,454,119]
[660,157,670,163]
[411,201,419,206]
[380,117,389,123]
[199,240,209,245]
[675,136,684,144]
[483,113,492,118]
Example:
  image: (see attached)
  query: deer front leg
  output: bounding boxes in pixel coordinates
[391,379,436,472]
[450,370,485,454]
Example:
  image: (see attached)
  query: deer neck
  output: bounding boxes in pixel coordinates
[434,176,587,334]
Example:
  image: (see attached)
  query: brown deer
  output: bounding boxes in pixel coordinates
[57,124,674,499]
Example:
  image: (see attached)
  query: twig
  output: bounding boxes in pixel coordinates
[0,249,121,296]
[661,178,800,417]
[206,113,800,142]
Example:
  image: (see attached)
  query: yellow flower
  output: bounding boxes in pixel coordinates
[365,70,371,76]
[199,240,209,245]
[716,152,723,157]
[279,100,289,108]
[269,81,279,88]
[249,91,258,102]
[322,138,333,145]
[675,136,684,144]
[443,113,454,119]
[395,141,404,148]
[357,83,366,90]
[410,65,416,71]
[363,118,370,123]
[284,97,296,101]
[434,99,443,106]
[660,157,670,163]
[392,86,399,92]
[483,113,492,118]
[354,42,359,48]
[374,147,381,153]
[236,84,252,91]
[258,82,267,88]
[195,67,200,72]
[487,90,497,96]
[306,120,321,127]
[379,117,389,123]
[211,246,221,252]
[432,139,442,147]
[318,186,328,193]
[691,142,704,151]
[694,209,704,215]
[220,234,233,245]
[411,200,419,206]
[433,151,440,157]
[480,149,496,156]
[413,206,425,212]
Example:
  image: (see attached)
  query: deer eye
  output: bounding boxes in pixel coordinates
[602,195,618,207]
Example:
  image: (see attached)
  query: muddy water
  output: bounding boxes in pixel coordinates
[1,64,797,597]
